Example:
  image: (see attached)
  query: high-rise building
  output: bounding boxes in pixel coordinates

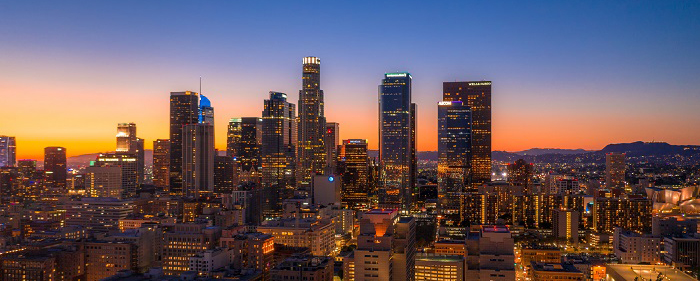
[227,117,262,188]
[605,153,626,188]
[508,159,534,192]
[95,153,138,198]
[182,123,215,198]
[297,56,327,191]
[214,155,234,194]
[169,91,200,195]
[116,123,145,185]
[343,209,416,281]
[44,146,67,189]
[261,91,296,219]
[85,166,122,198]
[17,159,37,177]
[152,139,170,189]
[443,81,492,190]
[162,223,222,276]
[339,139,369,208]
[199,94,215,125]
[437,100,472,226]
[116,123,137,153]
[466,225,516,280]
[0,136,16,167]
[379,72,415,212]
[593,197,651,234]
[136,137,144,184]
[553,209,579,243]
[324,122,339,174]
[613,228,660,264]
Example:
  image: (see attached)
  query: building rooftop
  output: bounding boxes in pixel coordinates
[416,254,464,263]
[605,264,695,281]
[531,262,581,273]
[365,209,398,215]
[481,225,510,233]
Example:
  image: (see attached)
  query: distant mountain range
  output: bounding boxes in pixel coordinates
[60,141,700,168]
[513,148,590,156]
[493,141,700,164]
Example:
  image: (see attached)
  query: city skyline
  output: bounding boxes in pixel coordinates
[2,1,699,160]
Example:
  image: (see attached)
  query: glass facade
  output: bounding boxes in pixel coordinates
[437,101,471,226]
[261,91,296,218]
[339,139,369,208]
[379,72,415,212]
[227,117,262,188]
[443,81,492,190]
[169,91,200,195]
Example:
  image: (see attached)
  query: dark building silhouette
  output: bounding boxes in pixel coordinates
[261,91,296,219]
[443,81,492,190]
[169,91,200,195]
[44,146,67,190]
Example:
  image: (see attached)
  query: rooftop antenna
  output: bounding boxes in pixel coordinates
[199,76,202,95]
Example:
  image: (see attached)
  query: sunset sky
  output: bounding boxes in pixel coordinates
[1,1,699,160]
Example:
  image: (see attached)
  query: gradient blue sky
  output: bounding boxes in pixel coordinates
[1,0,699,158]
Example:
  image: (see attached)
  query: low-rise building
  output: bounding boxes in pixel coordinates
[531,262,584,281]
[270,254,332,281]
[415,253,465,281]
[189,248,231,276]
[257,217,334,256]
[612,228,660,264]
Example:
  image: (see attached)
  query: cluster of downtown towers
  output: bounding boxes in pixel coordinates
[160,57,492,222]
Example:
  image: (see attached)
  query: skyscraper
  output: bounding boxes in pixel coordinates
[297,56,327,191]
[227,117,262,188]
[0,136,16,167]
[214,155,234,194]
[324,122,339,174]
[443,81,492,190]
[116,123,144,184]
[180,93,216,199]
[85,166,123,198]
[508,159,534,192]
[199,94,215,125]
[44,146,67,189]
[606,153,626,188]
[95,152,138,198]
[437,101,471,226]
[152,139,170,189]
[116,123,137,153]
[339,139,369,208]
[378,72,415,212]
[261,91,296,218]
[169,91,200,195]
[182,123,215,198]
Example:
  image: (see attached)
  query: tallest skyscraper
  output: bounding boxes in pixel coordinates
[297,57,327,190]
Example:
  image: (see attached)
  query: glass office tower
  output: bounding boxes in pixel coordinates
[378,72,415,212]
[169,91,200,195]
[443,81,492,190]
[261,91,296,219]
[437,101,471,226]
